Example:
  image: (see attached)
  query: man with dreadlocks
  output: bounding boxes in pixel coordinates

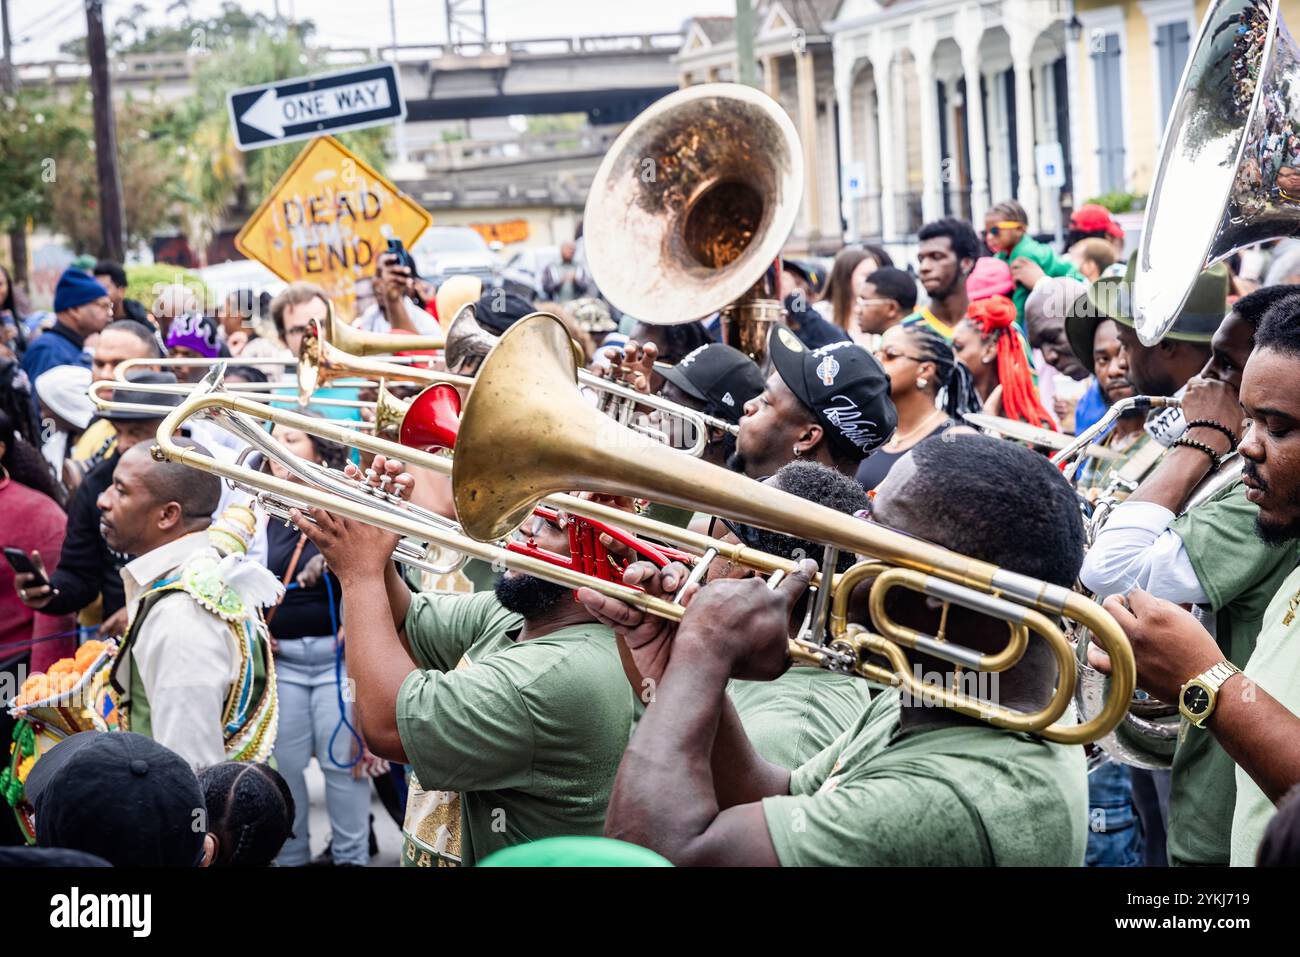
[953,294,1056,430]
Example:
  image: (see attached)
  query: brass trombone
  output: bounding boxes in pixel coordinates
[88,379,380,430]
[448,313,1136,744]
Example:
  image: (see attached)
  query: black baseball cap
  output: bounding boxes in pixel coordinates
[657,343,764,424]
[100,370,182,422]
[28,731,207,867]
[476,288,535,334]
[768,326,897,461]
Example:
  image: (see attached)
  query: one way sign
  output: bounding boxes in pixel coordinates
[228,63,406,151]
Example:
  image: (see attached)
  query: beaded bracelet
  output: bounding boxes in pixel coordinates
[1185,418,1240,451]
[1172,436,1223,470]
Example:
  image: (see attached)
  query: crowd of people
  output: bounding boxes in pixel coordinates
[5,194,1300,869]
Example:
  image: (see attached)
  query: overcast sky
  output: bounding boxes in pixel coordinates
[12,0,736,62]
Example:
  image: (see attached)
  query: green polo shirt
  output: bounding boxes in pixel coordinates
[761,690,1087,866]
[397,591,634,866]
[1231,562,1300,865]
[728,668,875,769]
[1167,480,1300,865]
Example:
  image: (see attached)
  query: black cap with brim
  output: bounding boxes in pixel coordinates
[657,343,765,424]
[100,370,182,421]
[1065,257,1228,375]
[768,326,896,461]
[32,731,206,868]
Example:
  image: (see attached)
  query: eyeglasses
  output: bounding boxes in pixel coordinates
[984,221,1026,237]
[874,346,925,363]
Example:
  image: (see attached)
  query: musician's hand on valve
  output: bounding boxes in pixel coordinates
[344,453,414,502]
[1180,376,1244,452]
[1094,589,1225,703]
[615,339,657,394]
[675,558,817,682]
[577,560,696,697]
[290,505,399,586]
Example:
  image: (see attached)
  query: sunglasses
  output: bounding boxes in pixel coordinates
[874,346,925,363]
[984,221,1026,238]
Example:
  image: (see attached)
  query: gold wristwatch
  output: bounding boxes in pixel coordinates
[1179,661,1241,728]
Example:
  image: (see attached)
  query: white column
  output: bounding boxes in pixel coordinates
[1013,52,1039,227]
[863,73,883,237]
[917,58,943,223]
[962,47,990,223]
[875,56,899,241]
[795,48,822,244]
[835,60,857,241]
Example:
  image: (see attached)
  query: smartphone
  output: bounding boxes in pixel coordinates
[3,547,49,590]
[385,238,418,277]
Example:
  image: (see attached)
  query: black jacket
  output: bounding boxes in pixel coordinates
[45,453,128,618]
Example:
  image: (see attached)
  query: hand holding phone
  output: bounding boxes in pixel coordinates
[5,548,56,609]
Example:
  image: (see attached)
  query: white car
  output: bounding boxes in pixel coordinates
[410,227,498,287]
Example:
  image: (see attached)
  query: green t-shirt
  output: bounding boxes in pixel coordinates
[397,591,634,866]
[761,691,1087,866]
[728,668,875,769]
[1168,480,1300,866]
[1232,562,1300,865]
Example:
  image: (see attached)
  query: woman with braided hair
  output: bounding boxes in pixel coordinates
[954,294,1057,430]
[856,323,981,491]
[198,762,296,867]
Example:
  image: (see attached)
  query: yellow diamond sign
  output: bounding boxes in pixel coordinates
[235,135,431,320]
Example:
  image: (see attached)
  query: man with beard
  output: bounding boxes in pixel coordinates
[730,328,896,480]
[292,455,633,867]
[905,218,982,340]
[1094,295,1300,864]
[1080,284,1300,866]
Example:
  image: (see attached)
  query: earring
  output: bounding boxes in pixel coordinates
[792,446,802,457]
[982,355,993,365]
[917,377,928,389]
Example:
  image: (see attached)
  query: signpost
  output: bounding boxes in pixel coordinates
[234,135,432,320]
[228,64,406,151]
[1035,142,1067,245]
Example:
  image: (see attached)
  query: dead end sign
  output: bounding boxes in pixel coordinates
[228,63,405,151]
[234,135,431,320]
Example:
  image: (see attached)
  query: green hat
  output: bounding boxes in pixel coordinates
[477,836,673,868]
[1065,256,1228,375]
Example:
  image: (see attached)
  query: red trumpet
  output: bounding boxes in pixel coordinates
[397,384,696,584]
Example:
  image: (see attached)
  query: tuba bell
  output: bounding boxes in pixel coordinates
[1135,0,1300,344]
[582,83,803,364]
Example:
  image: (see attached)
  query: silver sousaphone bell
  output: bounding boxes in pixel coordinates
[1136,0,1300,344]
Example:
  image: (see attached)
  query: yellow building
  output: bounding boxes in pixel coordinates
[1070,0,1300,203]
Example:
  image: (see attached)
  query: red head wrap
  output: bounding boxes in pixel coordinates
[966,295,1055,431]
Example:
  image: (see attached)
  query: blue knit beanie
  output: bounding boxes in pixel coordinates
[53,268,109,312]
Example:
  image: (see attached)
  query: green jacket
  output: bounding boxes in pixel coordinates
[997,235,1083,331]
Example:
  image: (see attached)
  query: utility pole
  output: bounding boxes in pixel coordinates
[389,0,407,164]
[86,0,125,262]
[735,0,758,88]
[1,0,28,287]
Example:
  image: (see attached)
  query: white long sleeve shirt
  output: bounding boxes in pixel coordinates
[121,531,238,770]
[1078,500,1209,605]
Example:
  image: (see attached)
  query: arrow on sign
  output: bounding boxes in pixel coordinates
[239,81,393,139]
[228,63,406,150]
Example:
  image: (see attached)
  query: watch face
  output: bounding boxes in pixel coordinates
[1183,684,1211,715]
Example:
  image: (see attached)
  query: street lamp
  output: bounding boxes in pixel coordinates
[1066,15,1083,43]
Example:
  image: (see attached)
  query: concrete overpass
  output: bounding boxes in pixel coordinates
[15,32,681,123]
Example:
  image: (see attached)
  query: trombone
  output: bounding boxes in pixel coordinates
[446,313,1136,744]
[156,320,1137,745]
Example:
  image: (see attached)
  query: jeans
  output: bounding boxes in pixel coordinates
[1086,760,1143,867]
[1132,767,1172,867]
[272,635,371,867]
